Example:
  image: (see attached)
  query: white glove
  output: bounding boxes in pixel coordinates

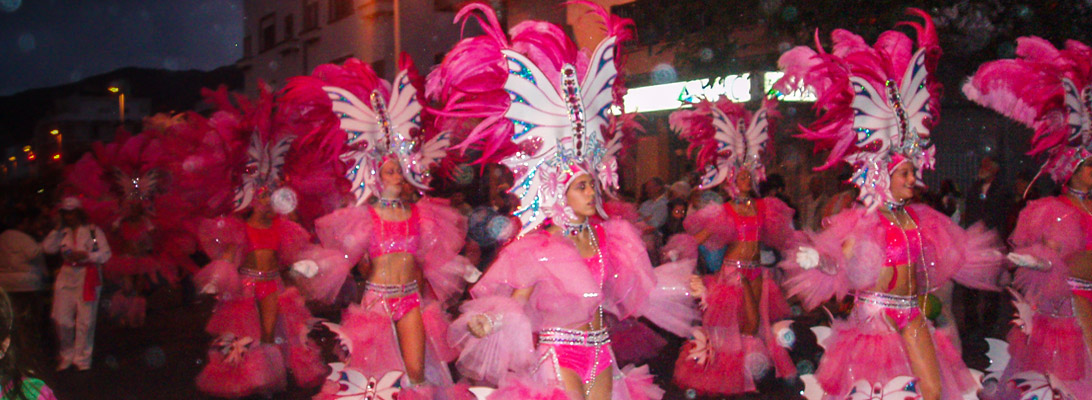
[796,246,820,270]
[201,283,218,295]
[463,265,483,283]
[1007,253,1050,270]
[292,259,320,278]
[468,313,500,338]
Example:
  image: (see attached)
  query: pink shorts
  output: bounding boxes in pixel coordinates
[856,291,921,331]
[538,328,612,384]
[364,281,421,321]
[239,268,281,301]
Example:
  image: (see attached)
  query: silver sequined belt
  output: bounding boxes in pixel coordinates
[237,267,278,280]
[537,327,610,347]
[1068,277,1092,292]
[855,291,918,310]
[723,259,761,269]
[365,281,419,298]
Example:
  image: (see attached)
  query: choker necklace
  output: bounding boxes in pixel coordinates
[377,197,405,209]
[561,220,590,237]
[884,200,907,211]
[1068,186,1091,201]
[732,196,753,206]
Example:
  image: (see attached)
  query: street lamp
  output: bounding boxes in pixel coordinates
[108,86,125,123]
[50,129,59,135]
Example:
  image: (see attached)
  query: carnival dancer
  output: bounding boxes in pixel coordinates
[774,9,1004,400]
[191,87,326,398]
[43,197,111,372]
[284,54,472,391]
[964,36,1092,399]
[429,3,698,399]
[668,97,797,395]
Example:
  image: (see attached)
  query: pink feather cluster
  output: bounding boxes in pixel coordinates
[427,1,633,165]
[963,37,1092,178]
[774,8,941,171]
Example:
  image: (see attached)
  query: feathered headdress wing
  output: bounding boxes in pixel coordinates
[774,9,940,211]
[963,37,1092,185]
[671,97,774,194]
[429,1,633,236]
[288,55,448,205]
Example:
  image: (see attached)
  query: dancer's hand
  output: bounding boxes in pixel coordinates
[689,275,706,298]
[468,314,495,338]
[795,246,820,270]
[291,260,319,278]
[1007,253,1049,270]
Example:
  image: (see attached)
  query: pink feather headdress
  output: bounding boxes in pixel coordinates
[428,1,634,236]
[286,54,450,206]
[774,9,941,211]
[670,97,777,197]
[963,37,1092,186]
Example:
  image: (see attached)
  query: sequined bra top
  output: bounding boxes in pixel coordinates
[725,203,760,242]
[882,210,923,267]
[367,205,421,258]
[246,222,282,252]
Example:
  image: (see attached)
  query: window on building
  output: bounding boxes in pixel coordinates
[260,13,277,52]
[329,0,353,22]
[303,1,320,31]
[284,14,295,39]
[243,35,252,57]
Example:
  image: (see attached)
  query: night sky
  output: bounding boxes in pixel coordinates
[0,0,243,96]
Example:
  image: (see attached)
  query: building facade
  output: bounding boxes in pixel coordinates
[238,0,465,93]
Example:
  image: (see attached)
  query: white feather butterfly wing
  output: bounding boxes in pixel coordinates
[849,77,896,154]
[745,108,770,162]
[233,132,294,211]
[580,36,619,155]
[899,49,933,141]
[1062,78,1092,146]
[387,70,423,139]
[697,106,742,189]
[501,50,571,233]
[325,86,384,149]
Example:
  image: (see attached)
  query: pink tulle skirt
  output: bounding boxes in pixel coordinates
[340,295,455,385]
[983,313,1092,399]
[198,286,326,397]
[673,267,794,395]
[815,306,976,400]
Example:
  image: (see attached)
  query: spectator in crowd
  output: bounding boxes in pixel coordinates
[0,288,56,399]
[638,177,669,263]
[959,156,1013,342]
[799,174,830,231]
[963,156,1012,234]
[0,207,49,359]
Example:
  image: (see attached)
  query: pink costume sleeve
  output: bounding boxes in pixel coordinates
[758,197,799,252]
[601,219,700,337]
[683,204,736,249]
[910,204,1004,292]
[661,233,699,262]
[292,206,373,302]
[194,217,248,295]
[415,197,471,304]
[780,208,886,310]
[1010,198,1084,306]
[452,232,597,385]
[449,296,536,385]
[314,206,373,266]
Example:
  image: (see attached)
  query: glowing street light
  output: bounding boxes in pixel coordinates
[27,153,35,161]
[7,156,14,162]
[108,86,125,123]
[21,146,30,153]
[52,154,61,161]
[50,129,59,135]
[108,86,120,93]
